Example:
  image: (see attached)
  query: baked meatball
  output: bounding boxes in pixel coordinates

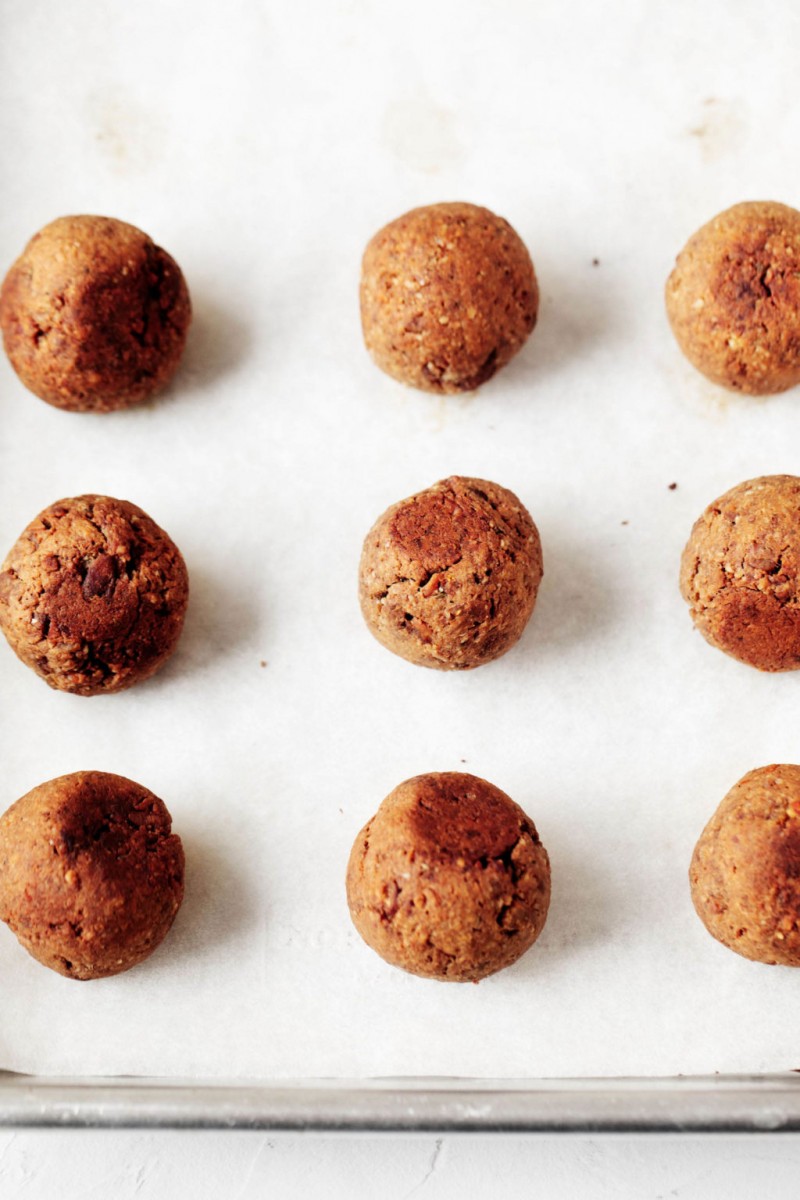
[665,201,800,394]
[0,494,189,695]
[680,475,800,671]
[346,772,551,982]
[0,771,185,979]
[690,764,800,965]
[360,202,537,393]
[0,215,191,412]
[359,476,542,670]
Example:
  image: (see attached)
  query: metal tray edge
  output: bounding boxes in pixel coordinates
[1,1073,799,1132]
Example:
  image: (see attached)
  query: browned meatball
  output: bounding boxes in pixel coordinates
[690,765,800,965]
[360,202,538,393]
[665,201,800,394]
[0,215,191,412]
[0,771,185,979]
[680,475,800,671]
[359,476,542,670]
[346,772,551,982]
[0,495,189,695]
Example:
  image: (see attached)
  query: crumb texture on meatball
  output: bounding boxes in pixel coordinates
[0,494,189,695]
[680,474,800,671]
[0,771,185,979]
[690,765,800,965]
[346,771,551,982]
[360,202,538,393]
[359,476,542,670]
[0,215,191,412]
[666,201,800,394]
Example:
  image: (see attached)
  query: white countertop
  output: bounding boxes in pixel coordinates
[4,1130,800,1199]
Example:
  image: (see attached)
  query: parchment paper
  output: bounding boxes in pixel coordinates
[2,0,800,1079]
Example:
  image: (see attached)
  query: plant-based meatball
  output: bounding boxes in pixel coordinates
[360,202,538,393]
[666,201,800,394]
[0,215,191,412]
[346,772,551,982]
[0,771,185,979]
[690,765,800,965]
[680,475,800,671]
[0,494,189,694]
[359,476,542,670]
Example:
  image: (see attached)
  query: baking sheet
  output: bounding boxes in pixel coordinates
[5,1075,800,1133]
[2,0,800,1081]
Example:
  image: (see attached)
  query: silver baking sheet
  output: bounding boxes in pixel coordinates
[2,1075,800,1133]
[2,0,800,1117]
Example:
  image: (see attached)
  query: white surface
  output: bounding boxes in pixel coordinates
[3,1131,800,1200]
[2,0,800,1084]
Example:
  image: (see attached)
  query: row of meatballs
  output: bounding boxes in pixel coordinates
[1,473,800,983]
[0,472,798,691]
[3,198,800,413]
[0,761,797,984]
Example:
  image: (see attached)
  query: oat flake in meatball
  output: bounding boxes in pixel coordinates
[360,202,538,393]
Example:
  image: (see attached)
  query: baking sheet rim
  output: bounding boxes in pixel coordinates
[1,1073,799,1132]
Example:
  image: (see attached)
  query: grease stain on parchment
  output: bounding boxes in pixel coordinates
[687,96,746,163]
[382,86,465,174]
[85,85,165,175]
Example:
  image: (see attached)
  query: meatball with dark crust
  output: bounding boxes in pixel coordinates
[690,765,800,965]
[0,771,185,980]
[0,494,189,695]
[359,476,542,670]
[346,772,551,982]
[0,215,191,412]
[666,201,800,394]
[680,475,800,671]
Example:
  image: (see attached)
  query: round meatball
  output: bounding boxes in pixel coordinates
[690,765,800,965]
[665,201,800,394]
[360,202,538,393]
[0,215,191,412]
[359,476,542,670]
[346,772,551,982]
[0,771,185,979]
[680,475,800,671]
[0,494,189,695]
